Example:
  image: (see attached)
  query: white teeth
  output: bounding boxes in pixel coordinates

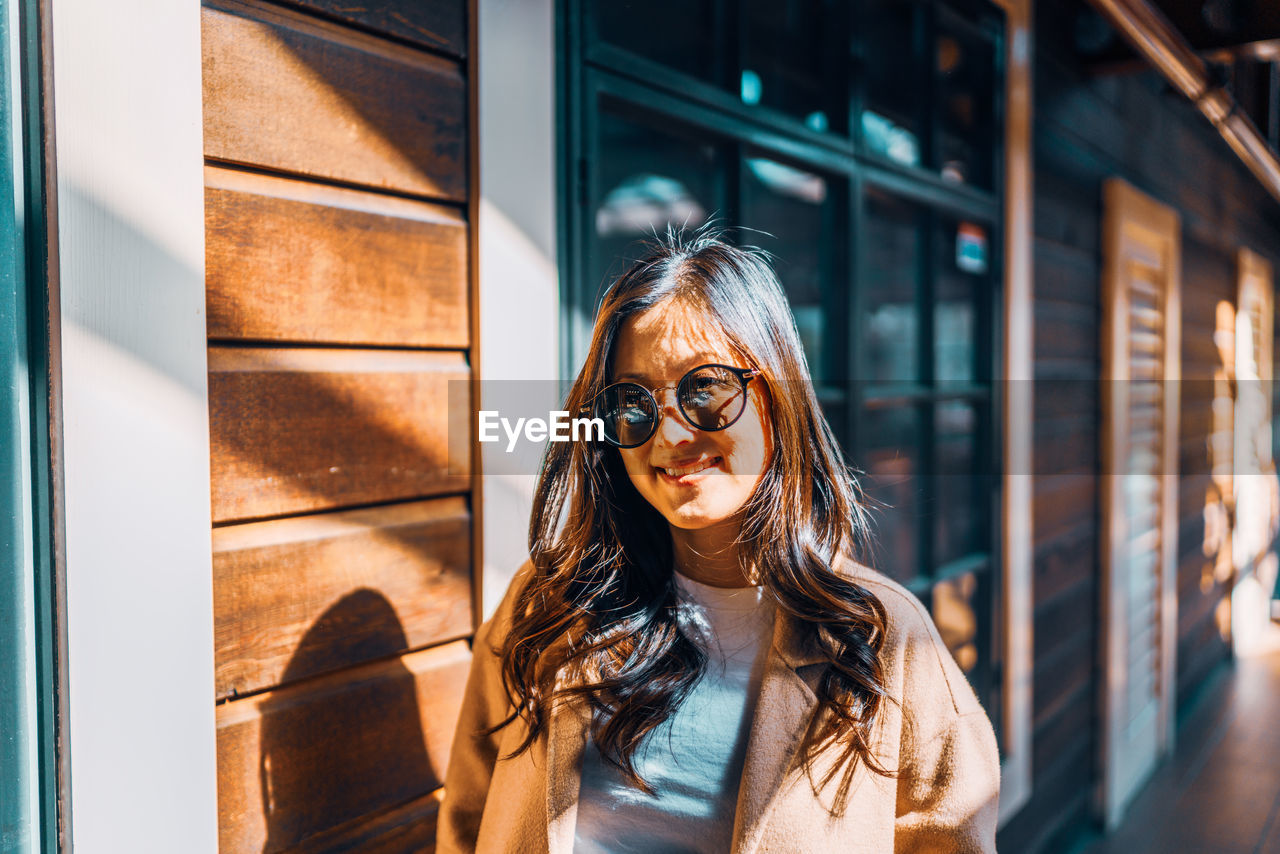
[661,457,719,477]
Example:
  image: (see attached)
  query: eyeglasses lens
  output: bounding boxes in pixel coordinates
[679,366,746,430]
[600,385,657,447]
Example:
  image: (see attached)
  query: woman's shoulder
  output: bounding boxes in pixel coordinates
[834,555,985,721]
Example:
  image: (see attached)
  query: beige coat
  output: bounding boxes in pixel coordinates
[437,559,1001,853]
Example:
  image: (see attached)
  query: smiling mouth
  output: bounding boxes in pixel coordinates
[656,456,722,479]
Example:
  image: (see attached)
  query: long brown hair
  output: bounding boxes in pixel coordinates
[493,225,896,812]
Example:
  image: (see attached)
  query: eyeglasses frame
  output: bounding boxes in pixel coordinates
[580,363,762,449]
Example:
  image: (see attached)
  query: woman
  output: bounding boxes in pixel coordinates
[438,228,1000,854]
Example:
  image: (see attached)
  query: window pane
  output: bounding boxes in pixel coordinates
[862,405,925,583]
[590,0,719,84]
[935,6,999,188]
[863,189,924,384]
[742,0,847,131]
[931,567,998,737]
[934,399,985,567]
[741,155,839,386]
[590,108,725,308]
[860,0,924,167]
[935,218,990,385]
[931,570,983,676]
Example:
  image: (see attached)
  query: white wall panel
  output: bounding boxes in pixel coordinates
[478,0,560,620]
[51,0,217,848]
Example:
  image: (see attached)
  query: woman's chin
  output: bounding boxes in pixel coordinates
[661,499,740,531]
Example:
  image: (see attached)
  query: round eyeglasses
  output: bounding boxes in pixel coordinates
[582,364,761,448]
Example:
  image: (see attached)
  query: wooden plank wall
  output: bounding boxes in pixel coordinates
[995,2,1280,852]
[201,1,474,850]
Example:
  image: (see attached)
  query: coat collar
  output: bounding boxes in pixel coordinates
[543,610,824,854]
[771,604,827,669]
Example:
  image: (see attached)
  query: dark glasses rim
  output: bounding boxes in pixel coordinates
[581,363,761,449]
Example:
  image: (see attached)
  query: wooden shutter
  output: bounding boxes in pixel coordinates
[1098,178,1181,830]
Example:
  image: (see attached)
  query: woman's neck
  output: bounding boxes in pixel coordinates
[669,520,755,588]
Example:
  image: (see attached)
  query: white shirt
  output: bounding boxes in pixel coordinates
[572,571,778,854]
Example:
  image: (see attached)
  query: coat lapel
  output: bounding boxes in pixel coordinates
[729,612,822,854]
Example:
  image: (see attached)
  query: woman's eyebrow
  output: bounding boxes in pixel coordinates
[613,358,727,385]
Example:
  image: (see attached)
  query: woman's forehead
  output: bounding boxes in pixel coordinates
[611,300,743,381]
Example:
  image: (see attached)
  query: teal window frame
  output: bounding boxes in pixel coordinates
[1,0,60,849]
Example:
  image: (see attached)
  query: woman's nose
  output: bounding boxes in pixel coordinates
[652,389,697,446]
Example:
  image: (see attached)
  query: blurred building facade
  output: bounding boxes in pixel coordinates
[4,0,1280,852]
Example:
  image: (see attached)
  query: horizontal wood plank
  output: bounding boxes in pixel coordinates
[208,347,470,522]
[206,167,469,348]
[213,497,472,698]
[1033,473,1097,543]
[291,788,442,854]
[202,0,466,200]
[1034,520,1097,608]
[217,641,470,852]
[279,0,465,56]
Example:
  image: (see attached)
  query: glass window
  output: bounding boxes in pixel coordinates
[931,568,999,730]
[855,184,998,718]
[590,0,720,84]
[862,404,926,583]
[935,217,990,385]
[860,0,926,168]
[859,0,1003,187]
[740,154,841,386]
[589,108,727,311]
[864,190,925,386]
[933,399,984,567]
[742,0,848,131]
[935,6,999,188]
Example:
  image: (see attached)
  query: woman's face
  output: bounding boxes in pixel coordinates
[610,298,774,531]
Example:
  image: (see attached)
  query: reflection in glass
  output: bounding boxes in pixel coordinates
[935,8,998,188]
[862,405,924,583]
[742,156,834,385]
[861,112,921,167]
[863,190,923,384]
[590,110,723,307]
[862,0,923,165]
[596,175,707,238]
[934,400,982,566]
[932,571,980,674]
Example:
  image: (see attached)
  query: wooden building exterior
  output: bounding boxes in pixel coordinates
[9,0,1280,852]
[995,2,1280,848]
[200,0,478,849]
